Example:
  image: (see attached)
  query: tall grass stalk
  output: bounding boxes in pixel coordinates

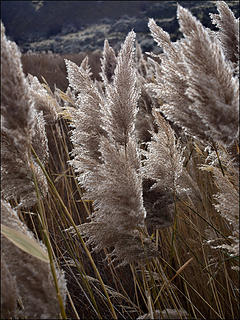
[31,146,117,319]
[30,156,67,319]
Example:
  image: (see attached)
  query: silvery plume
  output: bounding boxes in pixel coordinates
[66,31,158,266]
[147,2,239,148]
[142,110,185,233]
[1,22,48,208]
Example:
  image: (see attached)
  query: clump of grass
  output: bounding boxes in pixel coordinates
[1,1,239,319]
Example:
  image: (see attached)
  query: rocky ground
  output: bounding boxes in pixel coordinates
[2,1,239,54]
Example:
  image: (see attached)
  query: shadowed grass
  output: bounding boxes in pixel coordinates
[22,128,238,319]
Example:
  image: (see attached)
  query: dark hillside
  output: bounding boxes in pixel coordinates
[1,1,239,53]
[2,1,151,42]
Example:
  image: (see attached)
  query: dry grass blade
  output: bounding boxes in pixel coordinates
[1,224,49,263]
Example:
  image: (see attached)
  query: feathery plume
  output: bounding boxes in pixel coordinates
[1,200,67,319]
[26,74,69,172]
[65,56,93,93]
[68,31,157,265]
[177,4,239,146]
[147,4,239,148]
[102,30,140,146]
[1,22,48,207]
[135,42,156,144]
[27,74,59,125]
[142,110,184,233]
[1,22,34,132]
[65,56,106,174]
[210,1,239,75]
[1,256,17,319]
[135,41,149,78]
[31,109,49,165]
[142,110,184,191]
[201,146,239,261]
[147,18,209,143]
[100,39,117,84]
[77,137,156,266]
